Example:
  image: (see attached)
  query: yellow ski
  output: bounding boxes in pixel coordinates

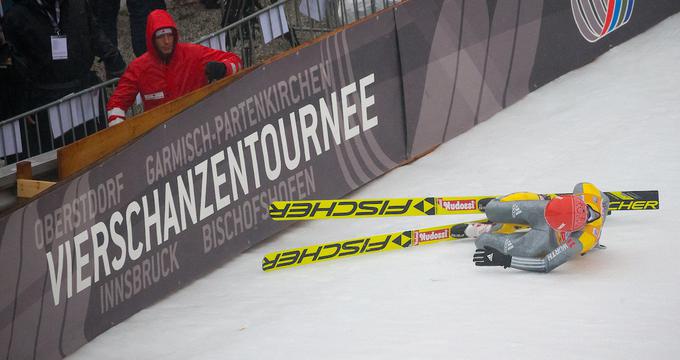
[262,220,488,271]
[268,190,659,220]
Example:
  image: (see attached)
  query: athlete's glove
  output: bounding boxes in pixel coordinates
[205,61,227,83]
[473,246,512,268]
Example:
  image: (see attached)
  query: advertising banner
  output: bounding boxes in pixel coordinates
[530,0,680,88]
[397,0,680,158]
[0,13,405,359]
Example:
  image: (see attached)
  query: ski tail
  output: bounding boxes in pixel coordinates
[604,191,659,211]
[262,219,488,271]
[268,190,659,221]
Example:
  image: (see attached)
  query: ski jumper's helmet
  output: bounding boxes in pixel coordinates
[544,195,587,232]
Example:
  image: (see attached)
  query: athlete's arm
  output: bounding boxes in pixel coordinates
[510,238,583,273]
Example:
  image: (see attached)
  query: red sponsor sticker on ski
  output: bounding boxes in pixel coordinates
[414,228,450,245]
[437,199,477,211]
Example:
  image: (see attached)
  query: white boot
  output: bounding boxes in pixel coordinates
[465,223,493,238]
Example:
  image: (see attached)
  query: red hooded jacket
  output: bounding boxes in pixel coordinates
[106,10,242,124]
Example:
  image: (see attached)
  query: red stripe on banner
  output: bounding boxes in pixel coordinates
[601,0,616,35]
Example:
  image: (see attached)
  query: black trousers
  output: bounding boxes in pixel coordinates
[127,0,167,56]
[92,0,122,48]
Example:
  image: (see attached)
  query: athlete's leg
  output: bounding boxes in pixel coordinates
[485,197,550,230]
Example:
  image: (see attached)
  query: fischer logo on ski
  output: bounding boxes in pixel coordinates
[269,199,415,220]
[262,235,393,271]
[607,200,658,211]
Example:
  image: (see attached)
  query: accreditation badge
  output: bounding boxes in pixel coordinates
[50,35,68,60]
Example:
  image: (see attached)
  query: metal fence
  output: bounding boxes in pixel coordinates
[0,0,399,168]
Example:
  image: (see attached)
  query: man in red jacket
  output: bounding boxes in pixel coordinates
[106,9,242,126]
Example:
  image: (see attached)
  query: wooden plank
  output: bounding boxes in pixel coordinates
[57,69,252,180]
[17,179,56,198]
[16,161,32,180]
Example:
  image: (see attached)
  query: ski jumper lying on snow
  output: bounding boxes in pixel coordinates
[466,182,609,273]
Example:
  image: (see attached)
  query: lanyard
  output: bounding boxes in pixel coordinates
[36,0,62,35]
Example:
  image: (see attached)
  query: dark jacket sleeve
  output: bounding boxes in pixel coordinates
[85,0,125,78]
[2,8,34,81]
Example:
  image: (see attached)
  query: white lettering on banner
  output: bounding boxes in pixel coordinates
[212,61,333,143]
[359,73,378,131]
[341,82,360,140]
[99,242,181,314]
[34,173,124,250]
[203,167,316,255]
[44,73,379,307]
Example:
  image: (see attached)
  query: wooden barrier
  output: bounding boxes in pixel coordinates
[56,70,253,180]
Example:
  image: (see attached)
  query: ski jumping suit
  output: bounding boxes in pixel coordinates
[475,183,609,272]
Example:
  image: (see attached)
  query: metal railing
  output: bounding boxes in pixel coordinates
[0,78,119,165]
[0,0,400,169]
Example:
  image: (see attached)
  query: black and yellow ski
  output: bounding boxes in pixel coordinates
[268,190,659,221]
[262,220,491,271]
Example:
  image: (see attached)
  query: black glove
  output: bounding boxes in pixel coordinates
[477,197,494,212]
[205,61,227,83]
[104,53,126,80]
[473,246,512,268]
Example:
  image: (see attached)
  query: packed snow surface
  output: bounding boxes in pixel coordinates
[72,13,680,360]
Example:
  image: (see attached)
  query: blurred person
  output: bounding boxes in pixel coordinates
[0,19,26,121]
[106,9,242,126]
[200,0,219,9]
[3,0,126,154]
[91,0,121,48]
[1,1,28,164]
[127,0,166,56]
[220,0,297,59]
[91,0,166,55]
[1,0,15,16]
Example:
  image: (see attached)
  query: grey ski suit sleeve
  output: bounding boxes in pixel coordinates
[481,196,583,273]
[510,240,583,273]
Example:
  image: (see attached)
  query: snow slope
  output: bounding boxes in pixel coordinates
[71,13,680,360]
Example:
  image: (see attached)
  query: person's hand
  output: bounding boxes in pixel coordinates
[473,246,512,268]
[107,108,126,127]
[108,117,124,127]
[106,67,125,80]
[205,61,227,83]
[105,54,126,80]
[0,40,11,66]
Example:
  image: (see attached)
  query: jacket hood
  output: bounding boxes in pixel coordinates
[145,9,179,59]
